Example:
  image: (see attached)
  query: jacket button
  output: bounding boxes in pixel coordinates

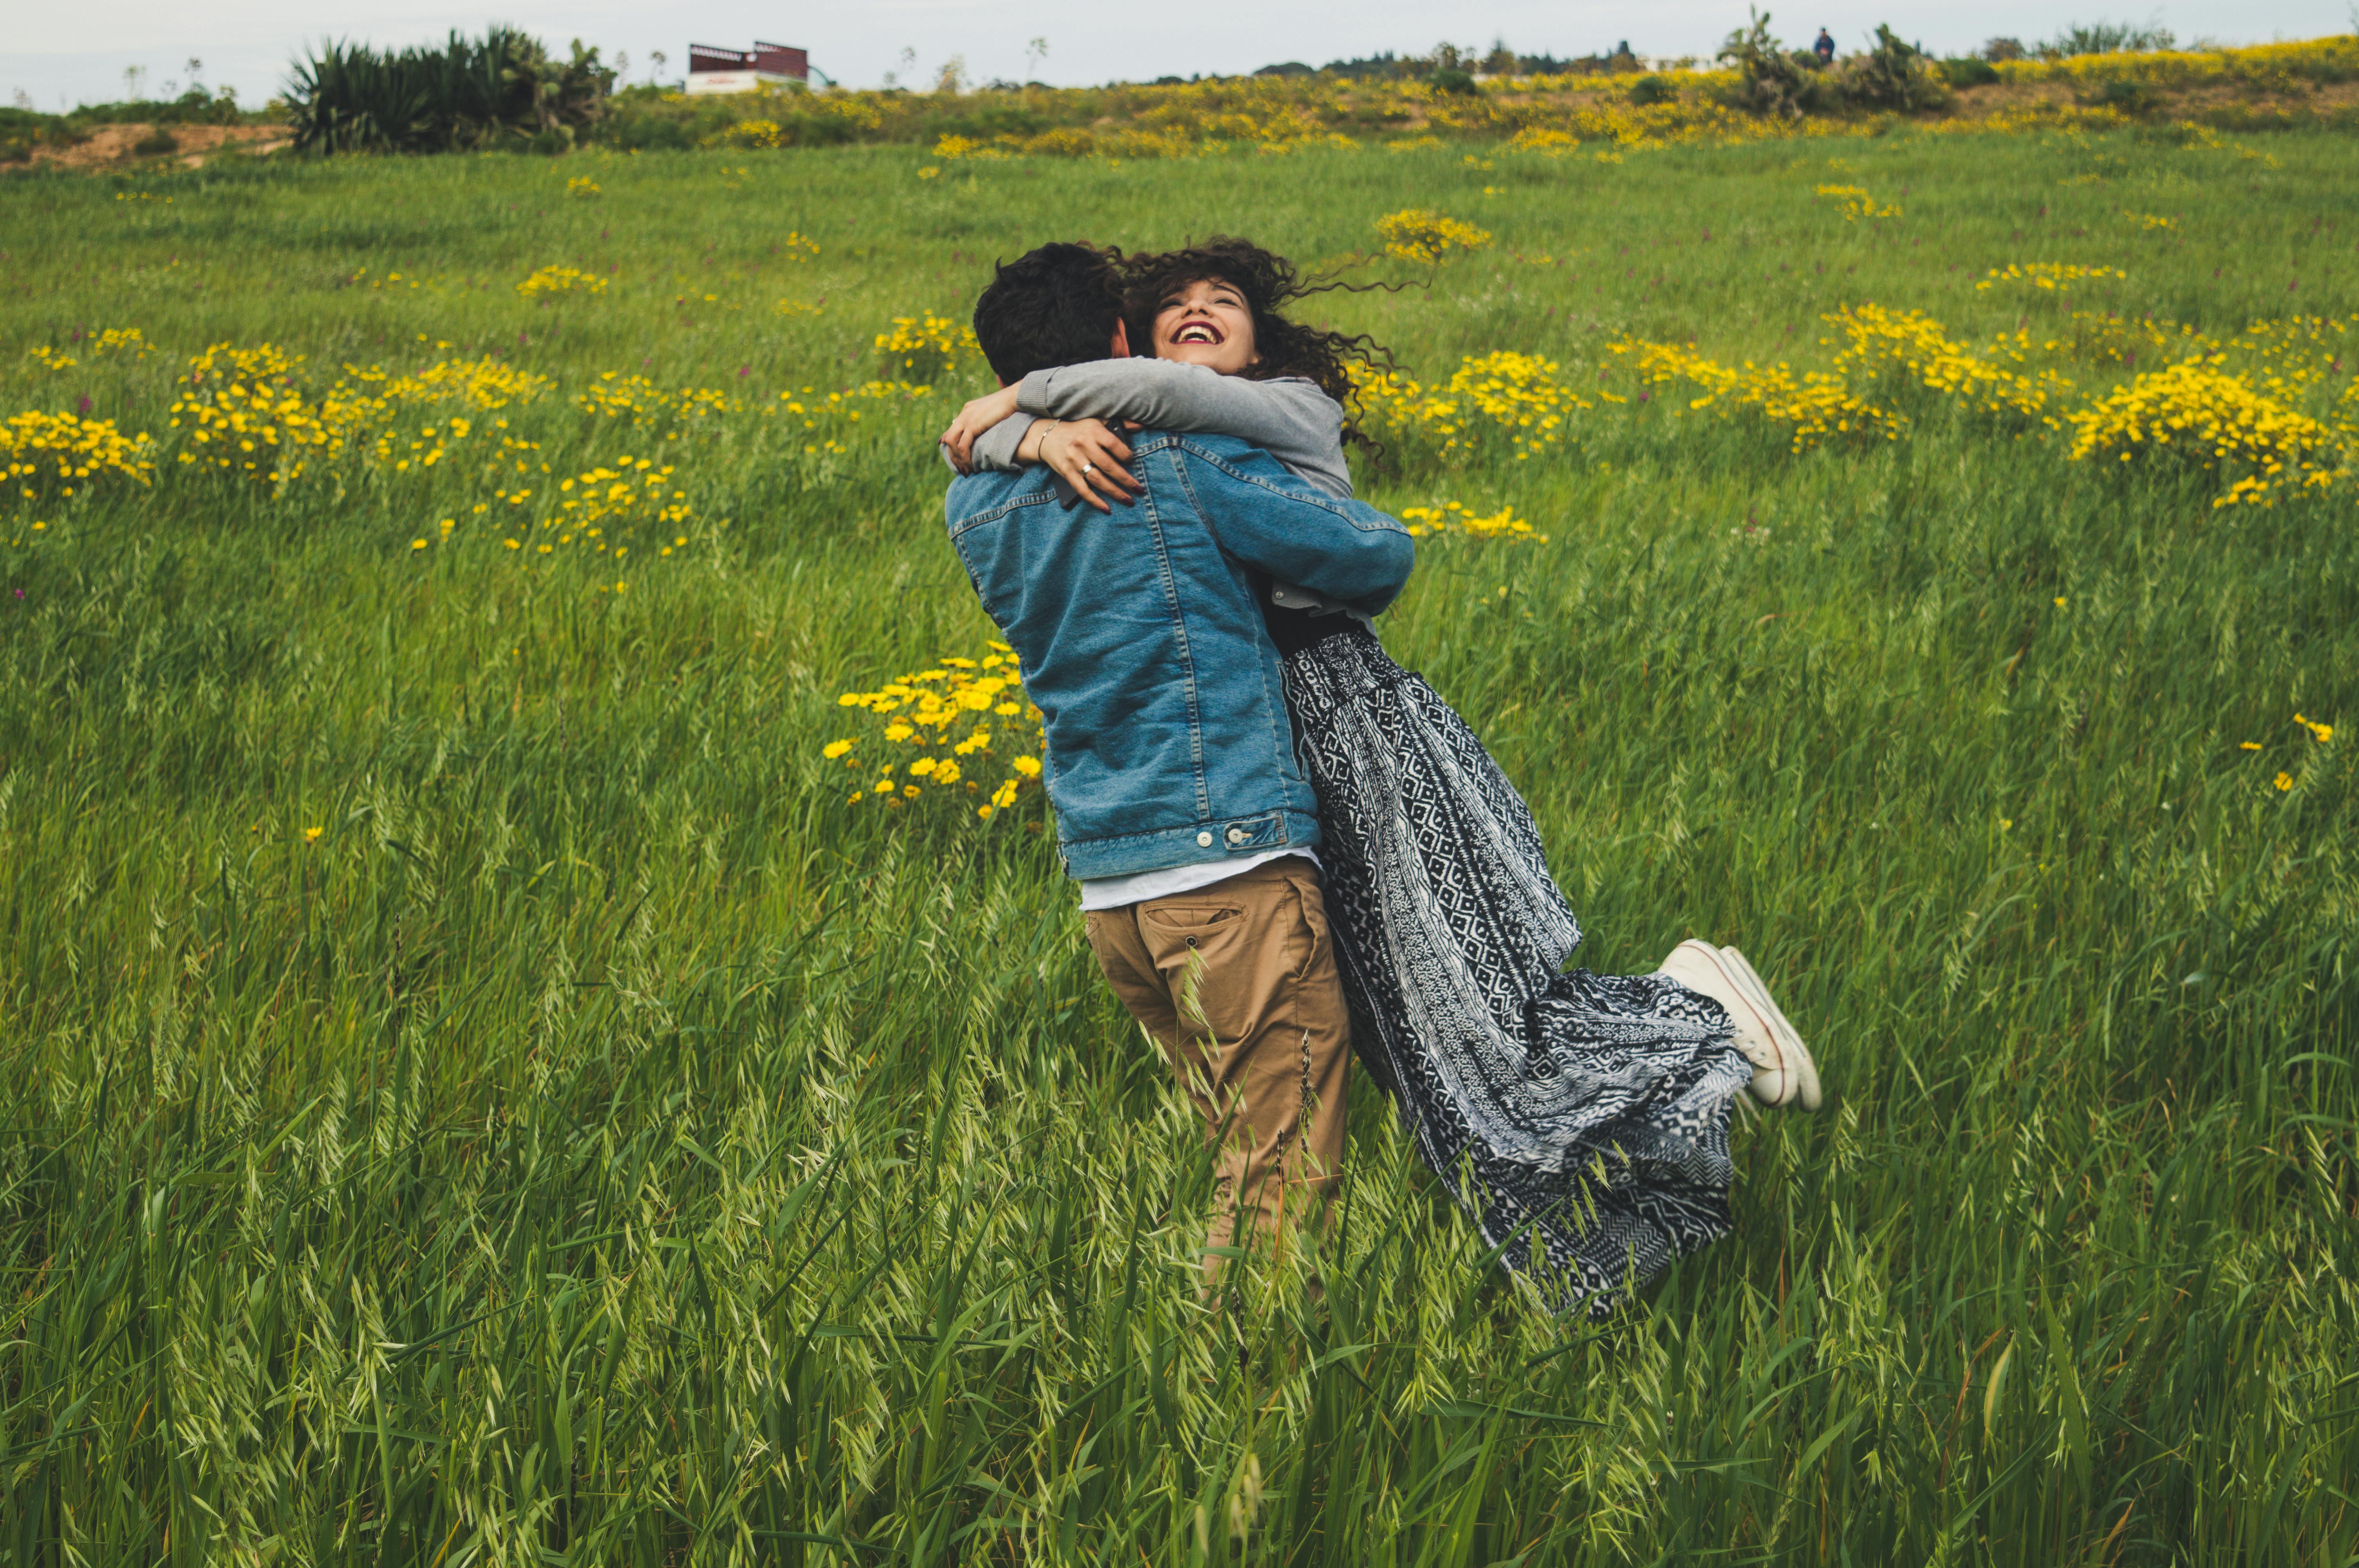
[1226,827,1247,845]
[1197,831,1213,847]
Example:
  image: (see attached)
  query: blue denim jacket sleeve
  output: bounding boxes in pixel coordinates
[1162,437,1416,615]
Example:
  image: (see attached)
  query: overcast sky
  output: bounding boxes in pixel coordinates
[6,0,2351,113]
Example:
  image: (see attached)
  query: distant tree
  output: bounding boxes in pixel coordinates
[1983,36,2028,60]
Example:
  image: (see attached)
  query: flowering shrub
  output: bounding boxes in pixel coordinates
[502,457,693,557]
[1610,340,1902,451]
[2066,360,2344,507]
[574,374,735,426]
[516,265,609,299]
[829,646,1047,819]
[168,343,348,488]
[1399,501,1549,542]
[874,312,980,384]
[1356,352,1592,463]
[1814,184,1899,221]
[1376,210,1493,265]
[1823,305,2072,421]
[25,329,149,372]
[342,358,552,412]
[3,410,155,504]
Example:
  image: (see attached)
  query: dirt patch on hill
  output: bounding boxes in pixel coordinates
[13,122,290,173]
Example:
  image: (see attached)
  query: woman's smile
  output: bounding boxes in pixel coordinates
[1153,277,1257,373]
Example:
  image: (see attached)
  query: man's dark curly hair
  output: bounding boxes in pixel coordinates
[1120,238,1393,439]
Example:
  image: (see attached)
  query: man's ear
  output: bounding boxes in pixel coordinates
[1109,319,1130,358]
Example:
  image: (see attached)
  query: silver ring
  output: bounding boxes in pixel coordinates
[1081,462,1097,474]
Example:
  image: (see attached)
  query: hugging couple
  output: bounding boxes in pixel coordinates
[937,238,1822,1318]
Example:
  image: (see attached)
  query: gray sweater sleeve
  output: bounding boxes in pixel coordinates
[953,411,1036,475]
[1018,361,1353,498]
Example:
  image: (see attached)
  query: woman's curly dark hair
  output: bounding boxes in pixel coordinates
[1120,238,1394,444]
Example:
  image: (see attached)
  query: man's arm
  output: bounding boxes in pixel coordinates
[1180,444,1413,615]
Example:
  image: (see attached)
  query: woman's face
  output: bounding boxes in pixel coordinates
[1151,276,1258,375]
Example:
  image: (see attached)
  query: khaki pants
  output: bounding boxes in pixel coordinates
[1083,857,1352,1277]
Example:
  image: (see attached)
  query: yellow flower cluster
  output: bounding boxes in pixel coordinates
[516,265,609,299]
[1976,263,2126,293]
[2,410,156,504]
[1992,35,2359,89]
[1610,340,1901,452]
[704,96,882,149]
[1399,501,1548,543]
[829,645,1047,819]
[2123,212,2177,232]
[874,312,979,384]
[1824,304,2071,421]
[777,231,820,263]
[574,374,735,426]
[168,343,347,487]
[2065,360,2344,508]
[565,176,602,198]
[2293,711,2334,745]
[1376,209,1493,265]
[342,357,552,412]
[505,456,693,557]
[24,329,149,372]
[779,381,939,457]
[1814,185,1900,221]
[1354,352,1592,463]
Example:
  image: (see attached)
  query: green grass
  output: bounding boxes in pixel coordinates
[1,127,2355,1564]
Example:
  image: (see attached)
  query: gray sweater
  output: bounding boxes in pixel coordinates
[968,360,1353,499]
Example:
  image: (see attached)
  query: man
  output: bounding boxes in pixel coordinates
[1813,28,1837,65]
[940,243,1414,1278]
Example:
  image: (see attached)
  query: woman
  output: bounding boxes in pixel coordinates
[941,239,1819,1316]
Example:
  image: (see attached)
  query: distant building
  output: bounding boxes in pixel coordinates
[686,42,809,94]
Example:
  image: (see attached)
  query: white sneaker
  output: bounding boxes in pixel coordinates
[1656,940,1823,1111]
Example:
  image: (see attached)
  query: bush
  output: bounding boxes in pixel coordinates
[1717,12,1823,119]
[2040,21,2175,58]
[1629,74,1676,105]
[2087,77,2162,116]
[131,126,179,156]
[285,27,616,154]
[1836,25,1952,112]
[1430,68,1479,96]
[1943,57,2001,87]
[73,88,245,127]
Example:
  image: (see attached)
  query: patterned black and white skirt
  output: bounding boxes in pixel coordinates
[1283,625,1753,1318]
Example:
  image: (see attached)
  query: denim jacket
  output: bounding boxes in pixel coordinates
[945,431,1414,880]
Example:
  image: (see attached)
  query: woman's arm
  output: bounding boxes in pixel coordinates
[1020,361,1350,495]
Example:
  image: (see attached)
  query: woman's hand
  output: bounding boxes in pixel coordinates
[938,385,1022,474]
[1039,419,1139,512]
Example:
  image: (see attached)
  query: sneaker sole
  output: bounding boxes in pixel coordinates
[1716,946,1821,1111]
[1660,940,1795,1107]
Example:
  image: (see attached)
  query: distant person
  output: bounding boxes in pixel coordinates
[1814,27,1837,64]
[942,239,1821,1318]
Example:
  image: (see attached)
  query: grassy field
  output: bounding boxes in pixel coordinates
[2,125,2356,1563]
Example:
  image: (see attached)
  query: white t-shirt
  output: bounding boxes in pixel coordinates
[1078,849,1318,912]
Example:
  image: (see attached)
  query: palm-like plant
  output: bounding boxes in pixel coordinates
[285,28,615,154]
